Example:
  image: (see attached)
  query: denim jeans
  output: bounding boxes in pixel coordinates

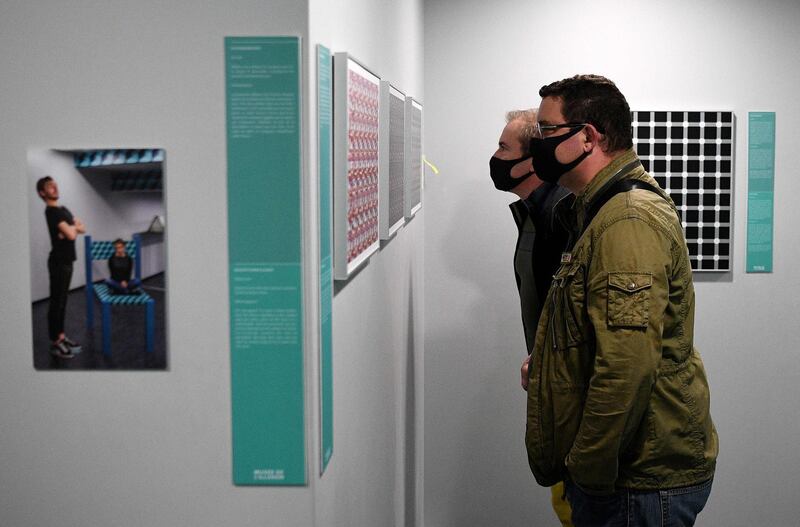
[564,478,712,527]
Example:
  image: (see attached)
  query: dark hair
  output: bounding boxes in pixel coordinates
[539,74,632,152]
[113,238,125,246]
[35,175,53,196]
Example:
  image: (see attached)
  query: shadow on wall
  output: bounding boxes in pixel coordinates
[424,179,545,524]
[333,213,419,296]
[404,262,417,527]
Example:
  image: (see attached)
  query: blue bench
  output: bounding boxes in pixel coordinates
[84,234,154,356]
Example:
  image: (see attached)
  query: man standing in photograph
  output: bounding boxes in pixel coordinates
[489,109,572,525]
[36,176,86,359]
[524,75,718,527]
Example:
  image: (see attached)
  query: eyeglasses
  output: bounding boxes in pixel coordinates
[534,122,588,139]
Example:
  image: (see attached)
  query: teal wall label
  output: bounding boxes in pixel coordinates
[225,36,305,485]
[747,112,775,273]
[317,44,334,474]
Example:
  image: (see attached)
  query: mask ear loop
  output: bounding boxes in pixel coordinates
[566,125,595,167]
[553,127,591,173]
[513,156,534,180]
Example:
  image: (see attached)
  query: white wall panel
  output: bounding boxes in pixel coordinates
[0,2,312,526]
[423,1,800,526]
[309,1,424,526]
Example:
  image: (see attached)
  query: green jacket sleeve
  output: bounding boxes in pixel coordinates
[565,216,673,494]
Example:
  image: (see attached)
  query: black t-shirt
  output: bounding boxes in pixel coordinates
[108,255,133,282]
[45,206,76,262]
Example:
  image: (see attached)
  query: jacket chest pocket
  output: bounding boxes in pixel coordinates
[550,262,586,351]
[607,272,653,328]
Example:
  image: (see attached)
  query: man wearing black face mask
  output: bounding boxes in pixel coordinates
[523,75,717,527]
[490,109,572,526]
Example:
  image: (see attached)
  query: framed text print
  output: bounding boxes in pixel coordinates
[379,81,406,240]
[317,44,334,473]
[746,112,775,273]
[404,97,422,219]
[225,36,306,486]
[333,53,381,280]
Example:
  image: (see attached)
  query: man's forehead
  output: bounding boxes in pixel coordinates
[500,120,524,143]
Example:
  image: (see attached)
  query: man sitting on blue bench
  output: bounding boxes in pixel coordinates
[105,238,142,295]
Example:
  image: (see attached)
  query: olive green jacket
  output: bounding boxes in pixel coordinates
[525,149,718,494]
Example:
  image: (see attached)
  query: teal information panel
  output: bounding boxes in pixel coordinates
[225,36,305,485]
[747,112,775,273]
[317,44,334,474]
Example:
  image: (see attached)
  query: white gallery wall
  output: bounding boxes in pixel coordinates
[0,0,426,526]
[0,1,313,526]
[9,0,799,525]
[423,0,800,526]
[308,1,425,526]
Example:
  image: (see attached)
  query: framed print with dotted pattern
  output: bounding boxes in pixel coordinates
[632,111,735,272]
[404,97,422,219]
[333,53,381,280]
[379,81,406,239]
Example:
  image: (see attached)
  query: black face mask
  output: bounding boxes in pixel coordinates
[528,125,589,184]
[489,154,534,191]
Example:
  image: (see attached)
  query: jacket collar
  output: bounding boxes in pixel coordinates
[509,199,528,229]
[508,181,561,228]
[572,148,642,231]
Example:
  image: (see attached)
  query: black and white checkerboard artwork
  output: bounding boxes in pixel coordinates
[632,111,734,272]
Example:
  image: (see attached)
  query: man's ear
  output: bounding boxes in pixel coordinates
[582,123,605,152]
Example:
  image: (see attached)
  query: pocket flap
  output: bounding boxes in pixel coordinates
[607,272,652,293]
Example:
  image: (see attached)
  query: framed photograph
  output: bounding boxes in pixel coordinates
[404,97,423,219]
[28,147,167,369]
[333,53,381,280]
[379,81,406,240]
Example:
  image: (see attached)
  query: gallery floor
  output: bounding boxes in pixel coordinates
[31,273,167,370]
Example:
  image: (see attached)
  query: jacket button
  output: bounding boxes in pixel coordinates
[628,282,637,290]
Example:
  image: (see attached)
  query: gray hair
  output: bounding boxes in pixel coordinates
[505,109,537,148]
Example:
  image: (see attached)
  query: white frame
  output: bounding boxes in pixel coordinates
[379,81,406,240]
[404,97,423,218]
[333,52,381,280]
